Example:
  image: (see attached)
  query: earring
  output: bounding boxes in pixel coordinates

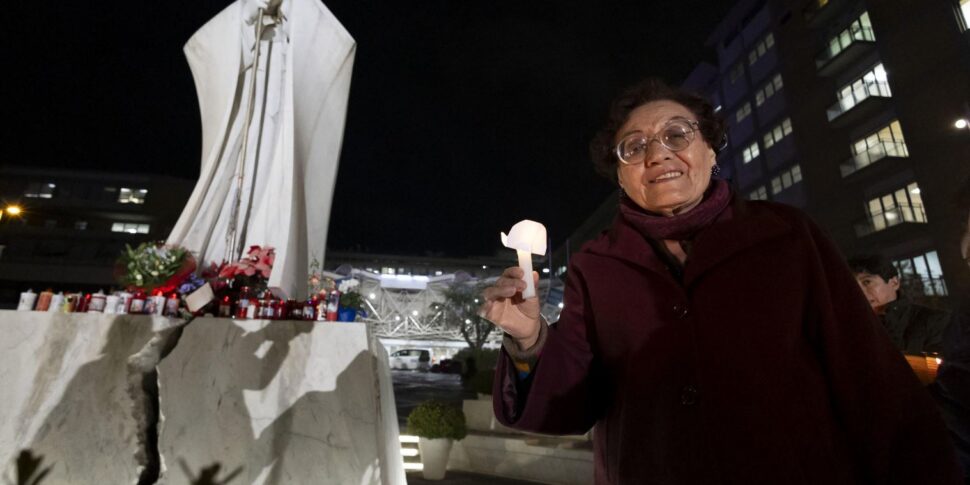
[711,164,721,176]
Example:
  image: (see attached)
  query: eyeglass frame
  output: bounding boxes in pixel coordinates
[614,118,701,166]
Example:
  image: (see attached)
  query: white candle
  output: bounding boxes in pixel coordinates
[501,219,547,300]
[17,289,36,311]
[150,295,166,316]
[104,295,120,314]
[48,293,64,313]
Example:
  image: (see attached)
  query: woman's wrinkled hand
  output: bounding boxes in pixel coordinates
[480,267,541,350]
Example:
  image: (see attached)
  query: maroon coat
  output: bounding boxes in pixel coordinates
[494,199,960,484]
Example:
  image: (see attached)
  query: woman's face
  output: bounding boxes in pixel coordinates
[615,100,716,217]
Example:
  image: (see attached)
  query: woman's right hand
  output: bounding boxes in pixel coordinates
[480,267,541,350]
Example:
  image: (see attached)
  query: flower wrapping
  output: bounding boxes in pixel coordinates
[116,243,196,294]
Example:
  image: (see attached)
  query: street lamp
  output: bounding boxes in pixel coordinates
[955,118,969,130]
[0,205,23,222]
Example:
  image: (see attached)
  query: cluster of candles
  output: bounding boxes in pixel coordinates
[229,287,343,321]
[16,286,346,322]
[17,289,180,317]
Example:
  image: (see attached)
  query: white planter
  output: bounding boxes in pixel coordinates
[418,437,454,480]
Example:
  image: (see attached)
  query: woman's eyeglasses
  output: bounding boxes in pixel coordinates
[615,119,699,166]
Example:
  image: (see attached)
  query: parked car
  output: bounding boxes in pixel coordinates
[389,349,431,371]
[429,358,463,374]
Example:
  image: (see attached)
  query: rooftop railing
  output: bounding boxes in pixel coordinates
[827,81,891,121]
[817,26,875,67]
[839,140,909,177]
[854,203,926,237]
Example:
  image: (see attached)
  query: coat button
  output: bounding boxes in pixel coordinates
[681,385,698,406]
[672,304,689,319]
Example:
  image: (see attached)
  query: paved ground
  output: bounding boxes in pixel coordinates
[405,470,548,484]
[392,369,475,427]
[393,370,550,484]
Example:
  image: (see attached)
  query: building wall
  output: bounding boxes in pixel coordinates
[554,0,970,301]
[0,166,195,304]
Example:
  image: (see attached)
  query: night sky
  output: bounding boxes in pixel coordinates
[7,1,734,257]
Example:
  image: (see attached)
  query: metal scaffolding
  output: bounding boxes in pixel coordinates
[334,268,562,342]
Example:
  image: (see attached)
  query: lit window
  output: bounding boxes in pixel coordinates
[747,33,775,66]
[742,142,760,163]
[960,0,970,30]
[748,186,768,200]
[894,250,947,296]
[845,120,909,175]
[865,182,927,233]
[111,222,150,234]
[755,74,784,107]
[25,182,56,199]
[763,118,793,149]
[820,12,875,64]
[735,103,752,123]
[771,178,782,194]
[119,188,148,204]
[830,63,891,120]
[770,164,803,195]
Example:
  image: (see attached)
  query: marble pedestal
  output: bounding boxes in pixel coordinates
[157,318,404,485]
[0,312,403,485]
[0,311,184,485]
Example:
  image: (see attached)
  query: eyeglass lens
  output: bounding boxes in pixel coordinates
[618,121,695,164]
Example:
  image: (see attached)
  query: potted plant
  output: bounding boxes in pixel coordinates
[406,400,467,480]
[337,278,363,322]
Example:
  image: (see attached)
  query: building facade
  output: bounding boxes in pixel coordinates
[0,166,195,305]
[555,0,970,302]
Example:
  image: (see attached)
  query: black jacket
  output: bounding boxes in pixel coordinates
[931,301,970,479]
[881,297,949,353]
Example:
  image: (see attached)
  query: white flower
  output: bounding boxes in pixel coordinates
[338,278,360,292]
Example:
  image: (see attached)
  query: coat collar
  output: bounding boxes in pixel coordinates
[588,198,793,287]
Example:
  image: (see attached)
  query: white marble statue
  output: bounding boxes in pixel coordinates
[167,0,355,299]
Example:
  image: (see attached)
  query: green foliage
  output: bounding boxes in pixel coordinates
[467,370,495,396]
[406,400,467,440]
[454,347,500,395]
[453,347,500,371]
[117,242,188,289]
[340,290,364,311]
[440,281,494,351]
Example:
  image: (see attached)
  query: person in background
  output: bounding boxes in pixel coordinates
[848,253,949,353]
[930,176,970,479]
[480,77,961,483]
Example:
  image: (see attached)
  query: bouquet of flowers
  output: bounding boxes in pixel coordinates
[218,245,276,290]
[116,242,196,294]
[338,278,363,312]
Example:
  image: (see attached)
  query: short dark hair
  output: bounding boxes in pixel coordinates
[589,77,728,183]
[847,254,899,281]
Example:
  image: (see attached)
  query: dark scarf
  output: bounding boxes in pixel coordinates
[619,179,732,242]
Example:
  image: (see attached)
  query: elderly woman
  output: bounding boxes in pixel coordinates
[481,78,960,483]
